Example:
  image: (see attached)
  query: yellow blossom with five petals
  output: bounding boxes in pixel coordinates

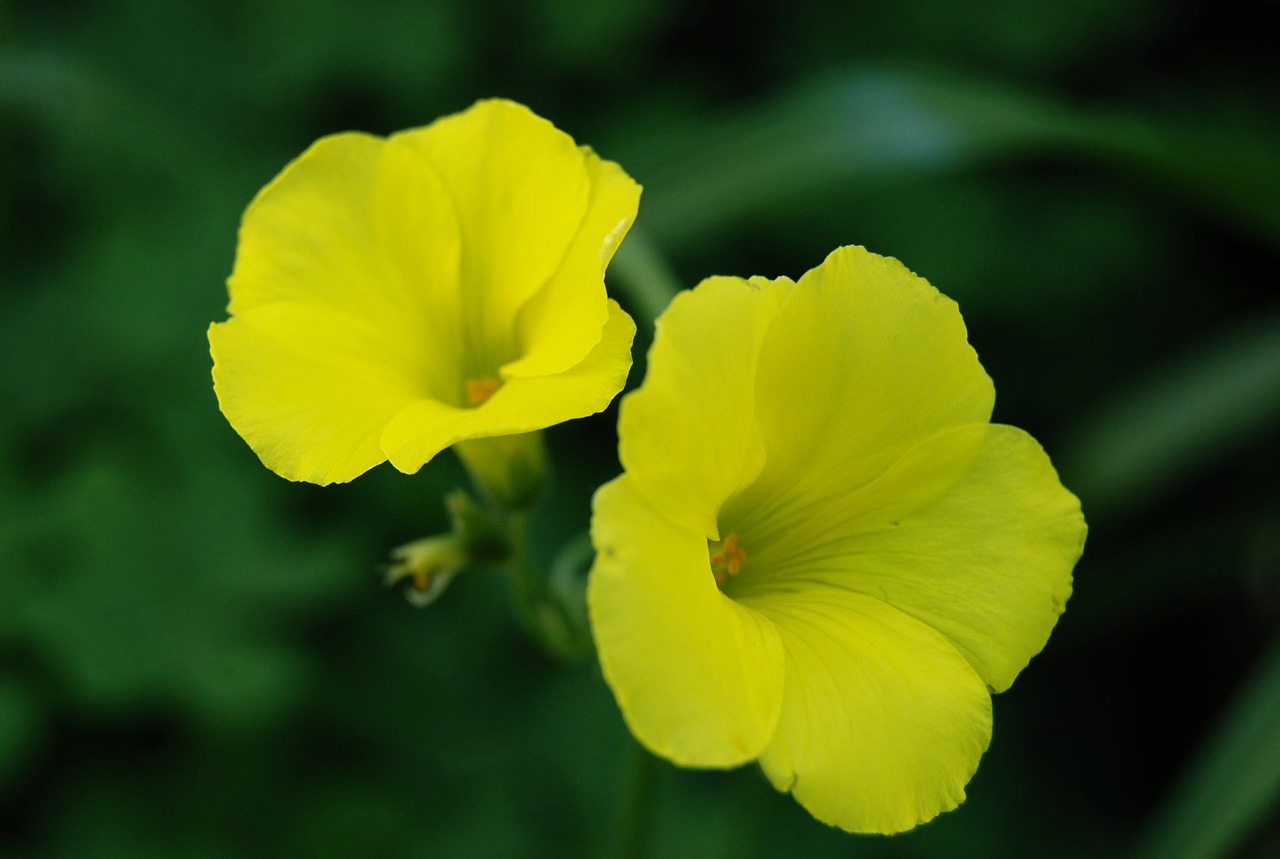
[209,99,639,486]
[588,246,1085,834]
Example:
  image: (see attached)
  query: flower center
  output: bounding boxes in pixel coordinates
[465,375,502,407]
[708,532,747,588]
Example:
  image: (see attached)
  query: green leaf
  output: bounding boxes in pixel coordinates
[611,67,1280,252]
[1131,635,1280,859]
[1057,313,1280,520]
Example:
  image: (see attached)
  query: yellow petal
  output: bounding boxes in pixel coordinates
[752,586,992,834]
[393,99,591,375]
[380,300,635,474]
[209,303,424,484]
[227,132,386,316]
[503,150,641,379]
[618,275,792,538]
[369,136,467,399]
[225,130,465,402]
[588,476,785,767]
[741,424,1083,693]
[743,246,994,521]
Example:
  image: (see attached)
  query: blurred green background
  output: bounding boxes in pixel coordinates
[3,0,1279,856]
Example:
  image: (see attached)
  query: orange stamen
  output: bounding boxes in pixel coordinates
[708,532,747,588]
[465,375,501,407]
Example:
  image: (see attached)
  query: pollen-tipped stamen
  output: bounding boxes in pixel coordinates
[708,532,747,587]
[465,375,502,407]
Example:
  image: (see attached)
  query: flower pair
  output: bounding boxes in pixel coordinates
[209,100,1085,834]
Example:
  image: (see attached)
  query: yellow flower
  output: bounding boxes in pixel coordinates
[588,246,1085,834]
[209,99,639,487]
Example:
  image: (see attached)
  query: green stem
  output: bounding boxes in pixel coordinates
[609,227,683,329]
[613,738,659,859]
[506,515,588,662]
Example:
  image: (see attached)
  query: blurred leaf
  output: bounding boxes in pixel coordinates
[612,67,1280,252]
[0,49,218,182]
[48,769,227,859]
[1058,313,1280,520]
[614,69,1036,250]
[3,440,362,728]
[0,675,40,795]
[1131,635,1280,859]
[532,0,670,70]
[875,0,1159,77]
[238,0,464,119]
[1084,111,1280,253]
